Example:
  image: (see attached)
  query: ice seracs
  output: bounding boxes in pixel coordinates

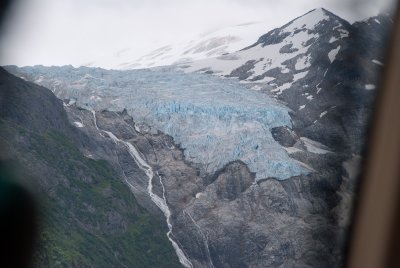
[16,65,309,181]
[9,8,357,181]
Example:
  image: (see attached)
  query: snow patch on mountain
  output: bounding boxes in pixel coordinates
[272,82,292,95]
[372,59,383,66]
[328,46,341,62]
[329,36,338,43]
[338,29,349,38]
[73,121,84,128]
[293,71,309,81]
[178,8,351,101]
[295,55,312,70]
[99,21,285,70]
[182,8,343,76]
[286,8,331,31]
[284,147,303,154]
[301,137,332,154]
[185,26,318,77]
[365,84,376,90]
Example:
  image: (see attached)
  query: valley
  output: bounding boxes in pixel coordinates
[1,7,392,268]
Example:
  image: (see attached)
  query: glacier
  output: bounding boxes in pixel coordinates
[12,65,309,180]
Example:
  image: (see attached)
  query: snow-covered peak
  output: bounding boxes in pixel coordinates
[135,8,344,70]
[284,8,332,32]
[175,8,353,105]
[82,8,349,71]
[249,8,349,49]
[105,21,279,70]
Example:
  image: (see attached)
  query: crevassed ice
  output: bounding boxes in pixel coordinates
[16,65,309,180]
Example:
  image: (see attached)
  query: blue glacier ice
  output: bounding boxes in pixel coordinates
[12,65,309,180]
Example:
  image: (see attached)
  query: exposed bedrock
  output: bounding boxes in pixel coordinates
[65,106,351,267]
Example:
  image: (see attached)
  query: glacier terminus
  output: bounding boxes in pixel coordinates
[15,65,310,181]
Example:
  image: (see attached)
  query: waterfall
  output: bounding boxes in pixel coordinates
[92,111,193,268]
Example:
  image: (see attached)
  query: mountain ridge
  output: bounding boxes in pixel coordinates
[2,7,393,267]
[245,8,351,50]
[0,67,182,267]
[84,8,350,70]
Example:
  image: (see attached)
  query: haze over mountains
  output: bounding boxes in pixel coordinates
[82,8,389,73]
[2,8,392,267]
[95,20,284,69]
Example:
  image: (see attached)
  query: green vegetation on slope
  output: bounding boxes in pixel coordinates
[0,120,182,267]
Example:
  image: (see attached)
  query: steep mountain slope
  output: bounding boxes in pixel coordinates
[180,8,390,154]
[6,62,350,266]
[6,66,311,181]
[0,67,181,267]
[41,95,350,268]
[3,8,392,268]
[181,8,350,80]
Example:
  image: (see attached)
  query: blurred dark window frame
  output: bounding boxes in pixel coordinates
[346,2,400,268]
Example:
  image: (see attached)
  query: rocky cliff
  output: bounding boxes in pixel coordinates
[0,67,182,267]
[2,7,393,268]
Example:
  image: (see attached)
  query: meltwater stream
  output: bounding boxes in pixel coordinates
[92,111,193,268]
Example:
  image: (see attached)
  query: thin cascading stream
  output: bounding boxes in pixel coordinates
[183,210,215,268]
[91,111,193,268]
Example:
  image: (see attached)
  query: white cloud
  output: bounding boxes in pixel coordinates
[0,0,395,67]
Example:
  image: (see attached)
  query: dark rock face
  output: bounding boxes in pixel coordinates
[214,162,254,201]
[225,10,391,157]
[0,67,72,135]
[271,126,299,147]
[0,68,181,267]
[64,108,348,268]
[2,8,393,268]
[228,60,258,80]
[249,29,291,48]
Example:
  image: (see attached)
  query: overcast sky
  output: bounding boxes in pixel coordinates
[0,0,395,67]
